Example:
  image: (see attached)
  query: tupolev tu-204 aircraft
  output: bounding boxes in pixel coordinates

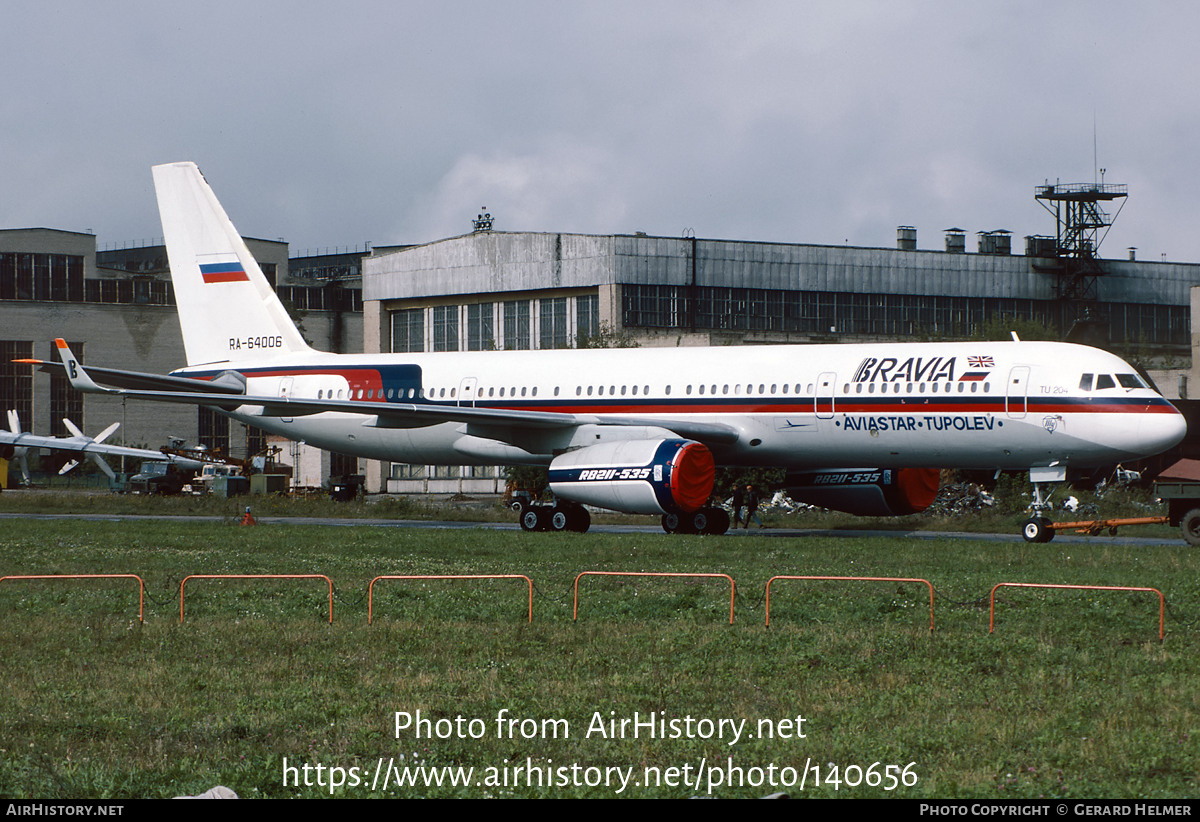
[18,162,1187,539]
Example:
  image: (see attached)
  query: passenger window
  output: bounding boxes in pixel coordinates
[1095,374,1116,390]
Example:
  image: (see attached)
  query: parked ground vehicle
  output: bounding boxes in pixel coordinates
[127,461,195,495]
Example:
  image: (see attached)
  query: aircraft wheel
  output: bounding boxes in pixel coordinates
[567,506,591,533]
[1181,508,1200,546]
[549,507,569,532]
[520,507,541,532]
[689,509,710,534]
[705,507,731,535]
[1022,516,1055,543]
[661,512,680,534]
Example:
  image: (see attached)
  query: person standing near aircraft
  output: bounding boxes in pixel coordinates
[730,484,746,527]
[742,484,764,529]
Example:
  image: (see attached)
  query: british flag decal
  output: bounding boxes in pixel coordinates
[967,355,995,369]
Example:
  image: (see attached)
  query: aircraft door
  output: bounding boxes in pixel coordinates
[458,377,478,407]
[1006,366,1029,419]
[815,372,836,419]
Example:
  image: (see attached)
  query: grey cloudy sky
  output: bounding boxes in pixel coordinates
[2,1,1197,261]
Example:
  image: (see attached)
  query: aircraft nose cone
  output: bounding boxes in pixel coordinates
[1144,405,1188,455]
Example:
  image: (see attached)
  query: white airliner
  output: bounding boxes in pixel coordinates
[26,162,1188,540]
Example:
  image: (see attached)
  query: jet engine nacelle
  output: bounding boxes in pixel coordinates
[548,438,715,515]
[785,467,940,517]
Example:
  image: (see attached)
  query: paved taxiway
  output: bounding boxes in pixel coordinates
[0,512,1183,546]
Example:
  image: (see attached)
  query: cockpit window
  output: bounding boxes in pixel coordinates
[1095,374,1116,390]
[1079,374,1093,391]
[1117,373,1145,389]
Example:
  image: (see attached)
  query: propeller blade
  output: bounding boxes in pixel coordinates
[94,422,120,444]
[88,453,116,480]
[63,418,84,438]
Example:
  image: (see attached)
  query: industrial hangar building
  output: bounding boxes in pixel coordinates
[4,186,1200,492]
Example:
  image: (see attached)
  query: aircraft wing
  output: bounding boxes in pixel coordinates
[0,430,205,467]
[0,417,206,482]
[14,357,247,394]
[40,340,741,446]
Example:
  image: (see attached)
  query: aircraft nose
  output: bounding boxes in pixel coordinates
[1143,405,1188,455]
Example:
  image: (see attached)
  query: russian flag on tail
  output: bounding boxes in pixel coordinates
[199,262,249,284]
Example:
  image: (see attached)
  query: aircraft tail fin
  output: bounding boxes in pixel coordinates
[152,162,313,367]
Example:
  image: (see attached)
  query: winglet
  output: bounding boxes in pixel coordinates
[55,339,111,395]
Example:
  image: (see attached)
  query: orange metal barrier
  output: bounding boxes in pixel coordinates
[989,582,1166,641]
[367,574,534,624]
[573,571,736,624]
[0,574,145,623]
[764,575,935,631]
[179,574,334,623]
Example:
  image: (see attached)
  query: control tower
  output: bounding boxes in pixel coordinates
[1031,180,1128,339]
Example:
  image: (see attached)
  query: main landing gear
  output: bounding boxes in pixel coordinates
[517,501,591,533]
[1021,465,1066,543]
[661,506,731,536]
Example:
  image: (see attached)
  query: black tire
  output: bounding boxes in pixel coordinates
[661,512,680,534]
[706,507,731,535]
[567,507,591,533]
[1022,516,1055,543]
[520,507,541,531]
[549,507,569,532]
[1181,508,1200,546]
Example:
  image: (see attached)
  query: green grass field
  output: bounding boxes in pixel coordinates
[0,516,1196,798]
